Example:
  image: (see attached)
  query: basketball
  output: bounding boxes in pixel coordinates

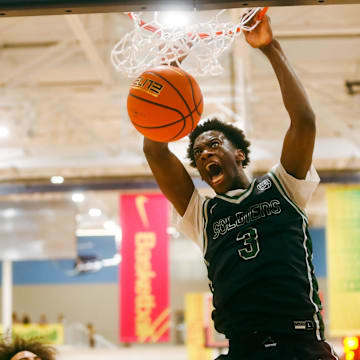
[127,65,203,142]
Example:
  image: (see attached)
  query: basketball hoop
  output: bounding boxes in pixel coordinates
[111,7,268,78]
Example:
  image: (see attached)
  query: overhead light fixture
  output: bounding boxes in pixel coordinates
[50,176,64,184]
[0,127,9,138]
[72,193,85,203]
[89,208,102,217]
[2,208,16,218]
[161,11,189,28]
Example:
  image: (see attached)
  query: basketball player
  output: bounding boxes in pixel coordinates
[0,336,56,360]
[143,14,338,360]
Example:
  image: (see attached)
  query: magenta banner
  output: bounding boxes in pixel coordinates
[119,193,170,343]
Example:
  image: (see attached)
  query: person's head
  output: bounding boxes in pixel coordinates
[21,315,30,325]
[0,337,56,360]
[187,118,251,194]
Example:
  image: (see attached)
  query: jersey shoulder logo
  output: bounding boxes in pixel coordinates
[257,178,272,191]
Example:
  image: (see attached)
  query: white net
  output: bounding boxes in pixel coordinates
[111,8,267,78]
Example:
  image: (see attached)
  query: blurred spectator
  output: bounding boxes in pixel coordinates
[86,323,95,348]
[21,315,31,325]
[38,314,48,326]
[57,314,65,324]
[0,336,56,360]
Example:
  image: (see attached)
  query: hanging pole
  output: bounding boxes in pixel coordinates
[2,260,13,339]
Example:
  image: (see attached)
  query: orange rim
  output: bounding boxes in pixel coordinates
[127,7,269,40]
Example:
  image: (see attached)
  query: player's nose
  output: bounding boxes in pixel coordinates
[200,147,213,161]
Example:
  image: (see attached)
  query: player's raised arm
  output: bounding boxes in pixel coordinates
[143,138,195,216]
[244,15,316,179]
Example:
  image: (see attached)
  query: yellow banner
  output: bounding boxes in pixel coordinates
[185,293,213,360]
[0,324,64,344]
[326,185,360,336]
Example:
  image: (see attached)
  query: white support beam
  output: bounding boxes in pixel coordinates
[65,15,112,85]
[230,8,253,180]
[2,260,13,338]
[230,8,252,134]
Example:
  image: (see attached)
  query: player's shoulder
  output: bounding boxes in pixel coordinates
[254,173,274,191]
[254,164,296,198]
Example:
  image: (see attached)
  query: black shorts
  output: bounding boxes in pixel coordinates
[215,333,338,360]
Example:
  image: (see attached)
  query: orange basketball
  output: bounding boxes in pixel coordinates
[127,65,203,142]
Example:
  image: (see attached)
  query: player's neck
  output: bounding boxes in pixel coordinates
[238,177,251,190]
[231,170,251,191]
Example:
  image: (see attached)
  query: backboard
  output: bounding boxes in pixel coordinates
[1,0,360,17]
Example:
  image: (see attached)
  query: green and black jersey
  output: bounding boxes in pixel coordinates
[202,170,324,341]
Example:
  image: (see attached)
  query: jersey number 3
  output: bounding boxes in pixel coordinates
[236,228,260,260]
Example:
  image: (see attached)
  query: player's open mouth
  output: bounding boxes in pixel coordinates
[205,162,224,185]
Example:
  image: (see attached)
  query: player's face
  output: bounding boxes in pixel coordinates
[193,130,245,194]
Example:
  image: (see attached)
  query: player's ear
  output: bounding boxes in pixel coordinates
[235,149,245,164]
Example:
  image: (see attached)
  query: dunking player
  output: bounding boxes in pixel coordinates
[143,13,338,360]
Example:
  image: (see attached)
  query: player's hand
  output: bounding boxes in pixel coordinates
[243,14,273,49]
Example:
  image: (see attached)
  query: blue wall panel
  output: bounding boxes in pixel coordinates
[0,236,118,285]
[309,227,327,278]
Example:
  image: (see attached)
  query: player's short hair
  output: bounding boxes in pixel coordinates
[0,336,56,360]
[187,118,251,168]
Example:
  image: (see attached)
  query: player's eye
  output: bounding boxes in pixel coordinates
[210,140,220,148]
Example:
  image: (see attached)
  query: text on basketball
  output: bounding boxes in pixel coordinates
[131,77,164,97]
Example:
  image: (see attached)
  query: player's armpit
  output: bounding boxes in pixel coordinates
[143,137,195,216]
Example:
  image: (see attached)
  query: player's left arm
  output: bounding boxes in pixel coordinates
[244,15,315,180]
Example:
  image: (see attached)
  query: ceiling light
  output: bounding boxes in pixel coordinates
[0,127,9,138]
[2,208,16,218]
[50,176,64,184]
[72,193,85,203]
[89,208,102,217]
[161,11,189,28]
